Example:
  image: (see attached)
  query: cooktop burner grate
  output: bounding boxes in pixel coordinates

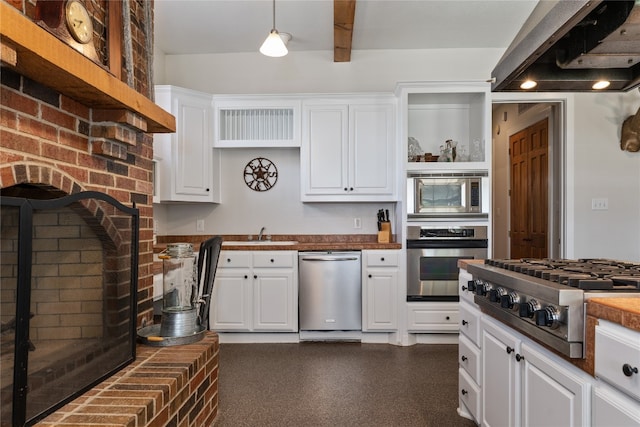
[484,258,640,291]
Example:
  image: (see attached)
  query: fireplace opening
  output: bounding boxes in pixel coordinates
[0,185,139,427]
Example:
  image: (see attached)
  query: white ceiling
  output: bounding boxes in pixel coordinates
[154,0,540,56]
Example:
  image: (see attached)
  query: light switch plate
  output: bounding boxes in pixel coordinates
[196,219,205,232]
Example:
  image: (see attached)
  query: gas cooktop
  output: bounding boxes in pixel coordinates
[484,258,640,292]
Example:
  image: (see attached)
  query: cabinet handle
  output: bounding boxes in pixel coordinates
[461,355,467,362]
[462,285,467,291]
[227,258,231,263]
[461,389,468,396]
[516,353,525,362]
[506,346,514,354]
[461,320,468,326]
[622,364,639,377]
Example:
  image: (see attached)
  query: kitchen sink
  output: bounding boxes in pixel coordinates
[221,240,298,246]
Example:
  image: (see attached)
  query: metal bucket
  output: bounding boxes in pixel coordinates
[159,307,199,337]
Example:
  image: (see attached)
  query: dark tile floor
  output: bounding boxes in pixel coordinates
[214,342,477,426]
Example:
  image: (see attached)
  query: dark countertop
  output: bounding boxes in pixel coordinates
[155,234,402,252]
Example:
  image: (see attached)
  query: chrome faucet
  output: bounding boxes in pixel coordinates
[258,226,266,241]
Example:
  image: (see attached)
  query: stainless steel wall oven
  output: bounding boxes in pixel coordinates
[407,225,488,301]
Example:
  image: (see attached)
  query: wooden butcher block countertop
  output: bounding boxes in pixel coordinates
[155,234,402,252]
[587,297,640,333]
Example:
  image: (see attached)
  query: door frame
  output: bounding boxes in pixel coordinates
[491,93,573,259]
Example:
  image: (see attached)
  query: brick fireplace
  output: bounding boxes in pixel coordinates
[0,1,218,426]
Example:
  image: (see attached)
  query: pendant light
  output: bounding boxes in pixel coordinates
[260,0,290,57]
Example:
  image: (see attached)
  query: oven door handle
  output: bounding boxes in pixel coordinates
[407,239,488,249]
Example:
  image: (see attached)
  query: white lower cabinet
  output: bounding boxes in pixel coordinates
[458,298,482,424]
[362,250,398,331]
[407,302,459,332]
[210,251,298,332]
[481,315,591,427]
[593,383,640,426]
[593,320,640,426]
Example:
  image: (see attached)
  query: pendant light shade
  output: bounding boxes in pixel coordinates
[260,0,290,57]
[260,30,289,57]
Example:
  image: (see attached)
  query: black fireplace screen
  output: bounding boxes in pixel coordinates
[0,190,139,427]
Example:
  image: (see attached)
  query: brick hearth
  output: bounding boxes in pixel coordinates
[36,334,219,427]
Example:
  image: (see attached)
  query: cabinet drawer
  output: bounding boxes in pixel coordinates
[219,251,252,267]
[459,301,481,347]
[595,320,640,400]
[364,251,399,267]
[407,304,459,332]
[253,251,296,268]
[459,333,481,385]
[459,367,480,423]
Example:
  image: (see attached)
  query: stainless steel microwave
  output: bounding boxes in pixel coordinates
[407,172,488,219]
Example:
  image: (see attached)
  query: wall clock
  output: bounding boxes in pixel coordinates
[244,157,278,192]
[36,0,101,64]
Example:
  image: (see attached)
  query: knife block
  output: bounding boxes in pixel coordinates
[377,222,391,243]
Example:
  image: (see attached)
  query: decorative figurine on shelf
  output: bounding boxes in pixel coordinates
[408,137,424,161]
[446,140,458,162]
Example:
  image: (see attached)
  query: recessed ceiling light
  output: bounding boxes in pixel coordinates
[520,80,537,90]
[592,80,611,90]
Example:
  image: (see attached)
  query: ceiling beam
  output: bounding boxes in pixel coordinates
[334,0,356,62]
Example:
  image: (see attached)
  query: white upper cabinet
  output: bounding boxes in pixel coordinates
[301,96,397,202]
[154,85,221,203]
[396,82,491,172]
[213,96,302,148]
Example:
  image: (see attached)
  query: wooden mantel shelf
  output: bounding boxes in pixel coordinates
[0,2,175,134]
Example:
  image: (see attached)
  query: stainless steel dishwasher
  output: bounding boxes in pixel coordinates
[298,251,362,331]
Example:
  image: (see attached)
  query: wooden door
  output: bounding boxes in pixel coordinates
[509,119,549,259]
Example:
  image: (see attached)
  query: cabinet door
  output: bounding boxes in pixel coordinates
[349,103,395,196]
[482,316,520,427]
[301,104,349,196]
[253,269,297,331]
[174,94,214,199]
[210,269,252,331]
[521,342,589,427]
[154,86,219,203]
[362,267,398,331]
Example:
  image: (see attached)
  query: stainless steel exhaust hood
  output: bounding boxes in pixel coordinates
[492,0,640,92]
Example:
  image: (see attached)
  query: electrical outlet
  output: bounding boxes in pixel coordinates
[153,220,159,233]
[196,219,205,232]
[591,198,608,210]
[353,217,361,229]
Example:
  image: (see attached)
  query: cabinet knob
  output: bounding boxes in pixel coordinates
[270,259,274,263]
[622,363,639,377]
[254,275,257,279]
[461,389,468,395]
[244,275,248,279]
[344,187,348,191]
[349,187,353,191]
[461,320,468,326]
[461,355,468,362]
[506,346,514,354]
[380,257,385,261]
[516,353,525,362]
[368,274,372,278]
[446,316,450,320]
[227,258,231,263]
[206,188,210,192]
